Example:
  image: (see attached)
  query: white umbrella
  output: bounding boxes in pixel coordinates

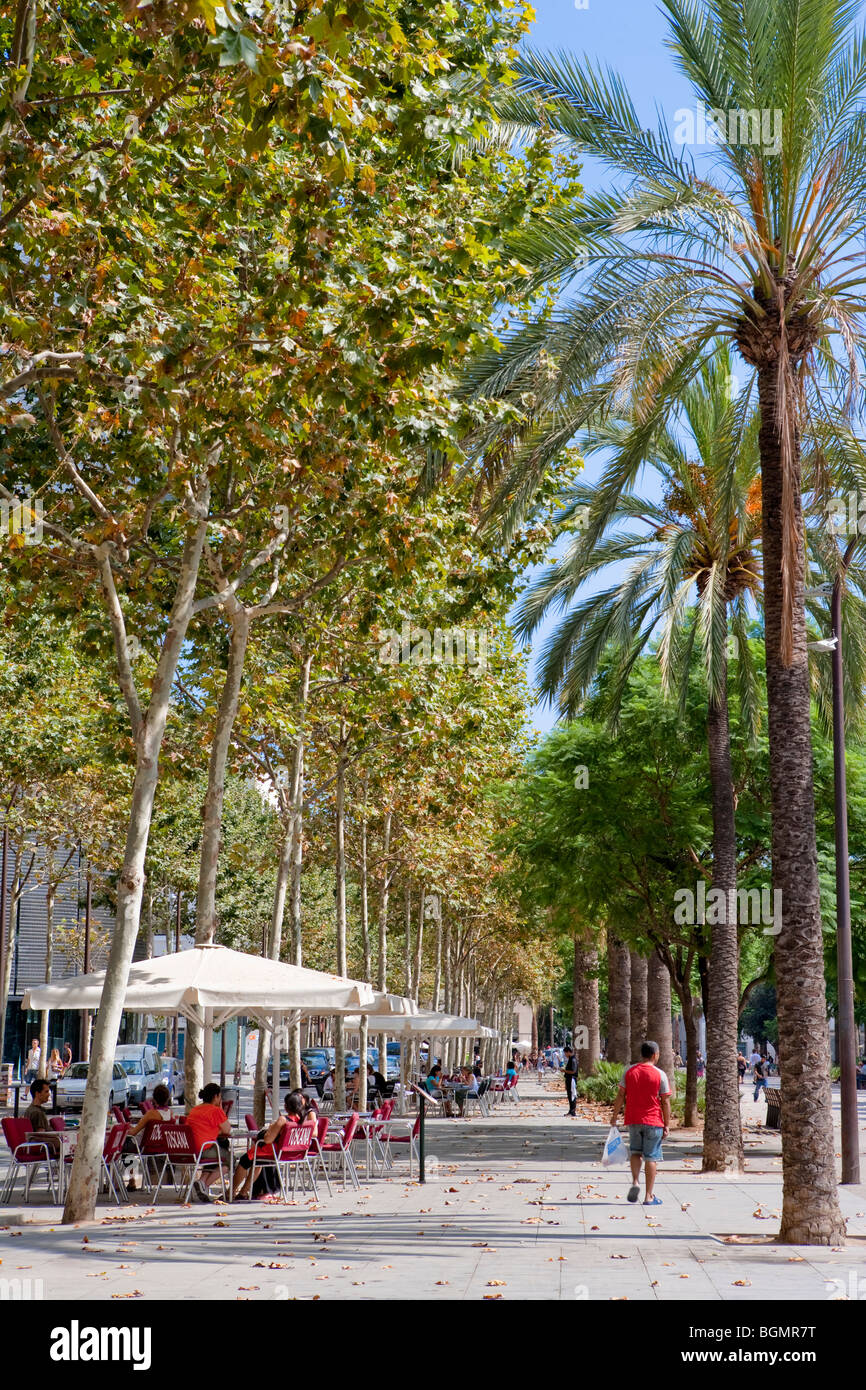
[23,944,376,1025]
[24,944,379,1120]
[342,1010,479,1035]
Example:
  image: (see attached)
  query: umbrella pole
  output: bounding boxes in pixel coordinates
[202,1008,214,1092]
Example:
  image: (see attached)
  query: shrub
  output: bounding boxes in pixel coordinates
[576,1061,623,1106]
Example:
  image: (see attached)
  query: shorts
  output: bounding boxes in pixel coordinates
[628,1124,664,1162]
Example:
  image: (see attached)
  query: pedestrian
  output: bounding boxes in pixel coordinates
[23,1037,41,1084]
[696,1052,705,1079]
[61,1041,72,1072]
[737,1053,747,1085]
[536,1052,545,1085]
[609,1040,672,1207]
[48,1048,64,1080]
[753,1054,767,1102]
[563,1045,578,1117]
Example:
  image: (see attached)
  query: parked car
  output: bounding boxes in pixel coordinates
[345,1047,382,1076]
[159,1056,184,1104]
[267,1048,334,1092]
[114,1044,162,1105]
[56,1061,129,1112]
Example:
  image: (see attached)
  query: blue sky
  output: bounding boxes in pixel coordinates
[519,1,694,733]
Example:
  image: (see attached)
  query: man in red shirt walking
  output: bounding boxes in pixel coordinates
[609,1040,671,1206]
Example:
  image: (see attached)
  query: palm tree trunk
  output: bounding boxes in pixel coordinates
[574,937,600,1074]
[702,683,745,1172]
[629,951,648,1061]
[680,990,700,1127]
[757,359,845,1243]
[606,933,631,1063]
[647,952,675,1095]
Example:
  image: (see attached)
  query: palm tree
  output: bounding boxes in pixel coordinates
[466,0,866,1244]
[516,349,758,1166]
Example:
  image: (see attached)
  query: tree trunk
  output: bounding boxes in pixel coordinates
[433,904,442,1011]
[574,937,600,1074]
[629,951,648,1061]
[38,876,54,1074]
[413,888,425,1004]
[403,881,412,997]
[186,606,251,1109]
[756,357,845,1243]
[680,990,700,1127]
[606,933,631,1063]
[0,858,18,1066]
[702,683,745,1172]
[289,655,312,1092]
[375,809,391,1082]
[531,1006,538,1057]
[333,737,348,1111]
[360,784,371,984]
[647,951,676,1096]
[62,496,209,1223]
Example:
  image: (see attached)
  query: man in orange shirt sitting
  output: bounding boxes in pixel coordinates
[186,1083,231,1201]
[609,1040,672,1207]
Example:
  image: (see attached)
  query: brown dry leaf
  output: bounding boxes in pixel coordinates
[732,1280,752,1287]
[110,1291,143,1299]
[486,1280,506,1287]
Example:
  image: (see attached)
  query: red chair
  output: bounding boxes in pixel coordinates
[111,1105,125,1124]
[223,1099,234,1121]
[141,1122,226,1203]
[100,1123,130,1204]
[251,1122,317,1201]
[244,1114,259,1133]
[319,1113,361,1191]
[1,1117,58,1203]
[307,1115,333,1196]
[381,1115,421,1177]
[49,1116,66,1132]
[140,1099,153,1114]
[121,1107,133,1123]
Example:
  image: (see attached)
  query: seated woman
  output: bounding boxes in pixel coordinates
[425,1065,453,1116]
[233,1091,309,1201]
[186,1083,232,1202]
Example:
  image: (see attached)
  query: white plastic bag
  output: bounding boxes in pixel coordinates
[601,1125,629,1167]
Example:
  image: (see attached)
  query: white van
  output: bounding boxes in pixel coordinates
[114,1044,162,1105]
